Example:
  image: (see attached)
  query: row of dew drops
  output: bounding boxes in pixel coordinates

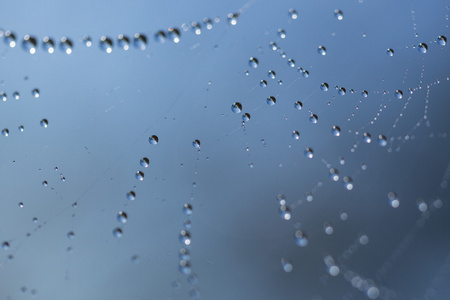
[0,13,241,55]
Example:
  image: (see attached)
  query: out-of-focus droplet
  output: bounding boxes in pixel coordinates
[179,260,192,275]
[168,28,180,43]
[329,168,339,181]
[334,9,344,20]
[324,223,334,235]
[67,231,75,239]
[4,31,16,47]
[133,33,147,50]
[363,132,371,143]
[304,147,314,159]
[2,129,9,137]
[277,29,286,39]
[100,36,113,53]
[83,36,92,47]
[378,135,387,147]
[276,194,286,206]
[22,35,37,54]
[342,176,353,190]
[42,36,55,53]
[179,230,191,245]
[294,230,308,247]
[0,92,6,101]
[154,31,167,43]
[279,205,291,220]
[260,80,267,87]
[289,8,298,20]
[113,228,123,238]
[183,203,193,215]
[13,92,19,100]
[281,257,293,272]
[117,34,130,50]
[60,37,73,54]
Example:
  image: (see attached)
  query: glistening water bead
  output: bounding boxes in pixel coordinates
[40,119,48,128]
[378,135,387,147]
[437,35,447,46]
[248,57,259,68]
[304,147,314,158]
[288,8,298,20]
[279,205,291,220]
[266,96,276,106]
[387,48,394,56]
[100,36,113,53]
[179,230,191,245]
[317,45,326,55]
[292,131,300,140]
[332,126,341,136]
[388,192,400,208]
[231,102,242,113]
[42,36,55,53]
[192,140,201,148]
[149,135,159,145]
[135,171,144,181]
[117,211,128,223]
[395,90,403,99]
[294,230,308,247]
[294,101,303,110]
[418,43,428,53]
[22,35,37,54]
[140,157,149,167]
[320,82,329,91]
[242,113,250,122]
[334,9,343,20]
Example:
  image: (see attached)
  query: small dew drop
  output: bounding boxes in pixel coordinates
[309,114,318,124]
[113,228,123,238]
[320,82,329,91]
[179,230,191,246]
[231,102,242,113]
[317,45,327,55]
[117,211,128,223]
[304,147,314,159]
[40,119,48,128]
[437,35,447,46]
[387,48,394,56]
[294,230,308,247]
[294,101,303,110]
[291,131,300,140]
[363,132,371,143]
[32,88,40,98]
[183,203,193,215]
[249,57,259,68]
[281,258,293,272]
[135,171,144,181]
[127,191,136,201]
[334,9,344,20]
[266,96,276,106]
[279,205,292,220]
[418,43,428,53]
[140,157,149,167]
[395,90,403,99]
[332,126,341,136]
[149,135,159,145]
[378,135,387,146]
[289,8,298,20]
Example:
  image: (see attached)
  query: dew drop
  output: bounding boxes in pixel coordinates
[117,34,130,50]
[329,168,339,181]
[127,191,136,201]
[32,88,40,98]
[4,31,16,47]
[140,157,149,167]
[437,35,447,46]
[418,43,428,53]
[288,8,298,20]
[338,87,346,95]
[266,96,276,106]
[332,126,341,136]
[248,57,259,68]
[276,194,286,206]
[320,82,329,91]
[179,260,192,275]
[317,45,326,55]
[279,205,292,220]
[0,92,6,101]
[268,70,276,79]
[309,114,318,124]
[133,33,147,50]
[227,13,239,25]
[22,35,37,54]
[281,257,293,272]
[179,248,190,260]
[154,31,167,43]
[40,119,48,128]
[168,28,181,43]
[367,287,380,299]
[149,135,159,145]
[83,36,92,47]
[387,48,394,56]
[42,36,55,53]
[294,101,303,110]
[2,129,9,137]
[59,37,73,54]
[179,230,191,246]
[277,29,286,39]
[117,211,128,223]
[395,90,403,99]
[67,231,75,239]
[260,80,267,87]
[292,131,300,140]
[100,36,113,53]
[13,91,19,100]
[304,147,314,159]
[287,58,295,67]
[135,171,144,181]
[334,9,344,20]
[113,228,123,238]
[242,113,251,122]
[361,90,368,97]
[342,176,353,190]
[183,203,193,215]
[378,135,387,147]
[294,230,308,247]
[42,181,48,186]
[363,132,371,143]
[231,102,242,113]
[323,223,334,235]
[192,140,201,148]
[298,68,309,77]
[2,241,10,250]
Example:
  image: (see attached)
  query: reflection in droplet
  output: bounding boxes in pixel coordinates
[294,230,308,247]
[100,36,113,53]
[304,147,314,159]
[42,36,55,53]
[133,33,147,50]
[387,48,394,56]
[292,131,300,140]
[266,96,276,106]
[180,230,191,245]
[231,102,242,113]
[22,35,37,54]
[135,171,144,181]
[59,37,73,54]
[279,205,292,220]
[117,211,128,223]
[149,135,159,145]
[332,126,341,136]
[334,9,344,20]
[437,35,447,46]
[317,45,326,55]
[418,43,428,53]
[140,157,149,167]
[249,57,259,68]
[320,82,329,91]
[294,101,303,110]
[281,257,293,272]
[40,119,48,128]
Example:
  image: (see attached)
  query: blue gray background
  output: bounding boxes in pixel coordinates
[0,0,449,299]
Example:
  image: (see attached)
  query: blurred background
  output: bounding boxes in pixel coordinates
[0,0,449,299]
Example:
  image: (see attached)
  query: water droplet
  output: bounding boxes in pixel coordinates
[113,227,123,238]
[309,114,318,123]
[191,22,202,35]
[248,57,259,68]
[323,223,334,235]
[2,129,9,136]
[292,131,300,140]
[367,287,380,299]
[231,102,242,113]
[67,231,75,239]
[328,265,340,276]
[294,101,303,110]
[154,31,167,43]
[135,171,144,181]
[279,205,292,220]
[320,82,329,91]
[361,90,368,97]
[339,157,345,165]
[387,48,394,56]
[287,58,295,67]
[179,230,191,245]
[203,18,213,30]
[18,125,24,132]
[4,31,16,47]
[437,35,447,46]
[260,80,267,87]
[83,36,92,47]
[294,230,308,247]
[192,140,201,148]
[338,87,346,95]
[168,28,181,43]
[13,91,19,100]
[117,34,130,50]
[268,70,276,79]
[363,132,371,143]
[276,194,286,206]
[329,168,339,181]
[32,88,40,98]
[269,41,278,51]
[395,90,403,99]
[22,35,37,54]
[59,37,73,54]
[317,45,326,55]
[131,255,140,264]
[183,203,193,215]
[179,248,190,260]
[0,92,6,101]
[359,233,369,245]
[140,157,149,167]
[42,181,48,186]
[117,211,128,223]
[418,43,428,53]
[304,147,314,159]
[242,113,251,122]
[289,8,298,20]
[334,9,344,20]
[297,68,309,77]
[378,135,387,147]
[40,119,48,128]
[18,202,24,208]
[127,191,136,201]
[149,135,159,145]
[2,241,10,250]
[340,211,348,220]
[133,33,147,50]
[332,126,341,136]
[277,29,286,39]
[342,176,353,190]
[100,36,113,53]
[227,13,239,25]
[281,257,293,272]
[42,36,55,53]
[417,199,428,212]
[266,96,276,106]
[305,192,313,202]
[179,260,192,275]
